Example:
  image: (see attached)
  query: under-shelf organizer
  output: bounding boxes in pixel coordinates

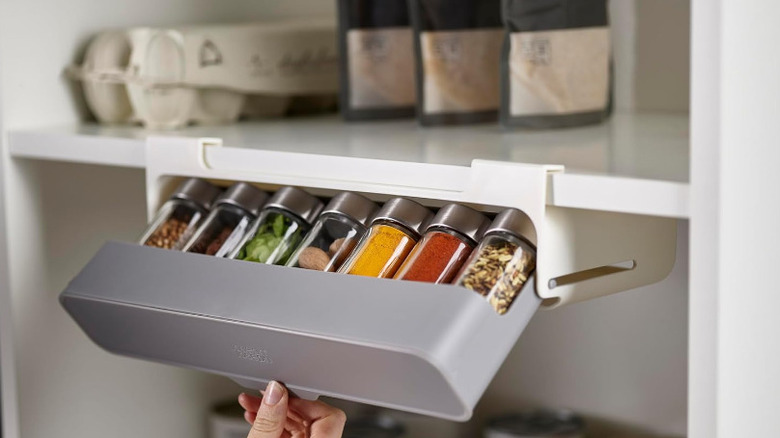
[60,136,677,421]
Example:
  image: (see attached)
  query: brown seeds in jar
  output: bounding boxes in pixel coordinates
[458,240,535,315]
[205,227,234,256]
[486,248,535,314]
[460,241,518,295]
[144,217,190,249]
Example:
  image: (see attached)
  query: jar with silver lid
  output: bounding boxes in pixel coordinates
[231,186,323,265]
[182,182,269,257]
[454,208,537,315]
[338,197,433,278]
[484,410,584,438]
[394,203,490,284]
[343,413,406,438]
[141,178,221,250]
[286,192,379,272]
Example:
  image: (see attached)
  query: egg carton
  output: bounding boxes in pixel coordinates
[67,20,339,129]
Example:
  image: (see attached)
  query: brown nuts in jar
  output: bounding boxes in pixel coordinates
[329,237,349,256]
[298,247,332,271]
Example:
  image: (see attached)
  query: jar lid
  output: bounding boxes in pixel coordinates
[170,178,221,210]
[371,197,433,238]
[486,208,537,246]
[264,186,324,225]
[484,410,584,437]
[342,414,405,438]
[425,204,490,244]
[215,182,269,216]
[321,192,379,226]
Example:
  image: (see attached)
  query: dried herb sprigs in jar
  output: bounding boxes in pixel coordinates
[455,208,536,315]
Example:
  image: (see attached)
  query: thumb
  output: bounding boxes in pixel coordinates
[248,381,288,438]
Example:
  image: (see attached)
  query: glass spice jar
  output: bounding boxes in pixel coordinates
[140,178,222,250]
[394,203,489,284]
[181,182,269,257]
[231,187,323,265]
[286,192,378,272]
[338,197,433,278]
[454,208,537,315]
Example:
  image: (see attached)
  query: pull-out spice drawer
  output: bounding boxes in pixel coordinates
[61,241,539,421]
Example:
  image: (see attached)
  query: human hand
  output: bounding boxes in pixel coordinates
[238,381,347,438]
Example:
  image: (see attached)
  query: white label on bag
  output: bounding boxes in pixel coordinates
[509,27,610,116]
[420,28,503,114]
[347,27,416,109]
[179,22,339,94]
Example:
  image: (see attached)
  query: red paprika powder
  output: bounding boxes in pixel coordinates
[394,204,490,284]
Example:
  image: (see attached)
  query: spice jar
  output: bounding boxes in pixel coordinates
[339,197,433,278]
[454,208,536,315]
[343,413,406,438]
[394,204,489,284]
[286,192,378,272]
[484,410,585,437]
[141,178,221,250]
[231,187,323,265]
[181,182,269,257]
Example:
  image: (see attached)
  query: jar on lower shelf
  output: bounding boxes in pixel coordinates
[286,191,378,272]
[231,186,323,265]
[339,197,433,278]
[455,208,537,315]
[140,178,222,250]
[483,410,584,437]
[343,413,406,438]
[394,203,489,284]
[182,182,269,257]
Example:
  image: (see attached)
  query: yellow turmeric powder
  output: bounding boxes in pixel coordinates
[340,224,417,278]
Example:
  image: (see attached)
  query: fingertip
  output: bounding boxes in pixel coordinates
[262,381,287,406]
[237,393,250,409]
[243,410,254,424]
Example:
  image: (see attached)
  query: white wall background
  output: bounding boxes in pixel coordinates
[0,1,691,437]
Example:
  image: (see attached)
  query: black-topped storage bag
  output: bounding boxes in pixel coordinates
[409,0,503,126]
[500,0,612,129]
[338,0,416,121]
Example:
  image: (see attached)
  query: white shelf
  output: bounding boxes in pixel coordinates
[8,111,689,218]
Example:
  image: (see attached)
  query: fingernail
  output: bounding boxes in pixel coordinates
[263,381,283,406]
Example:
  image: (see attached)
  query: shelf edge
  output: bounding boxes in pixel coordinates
[8,130,146,169]
[7,128,690,218]
[549,173,690,219]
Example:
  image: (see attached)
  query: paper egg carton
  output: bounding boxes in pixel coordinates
[67,20,339,129]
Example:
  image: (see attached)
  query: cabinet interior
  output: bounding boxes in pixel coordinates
[0,0,691,437]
